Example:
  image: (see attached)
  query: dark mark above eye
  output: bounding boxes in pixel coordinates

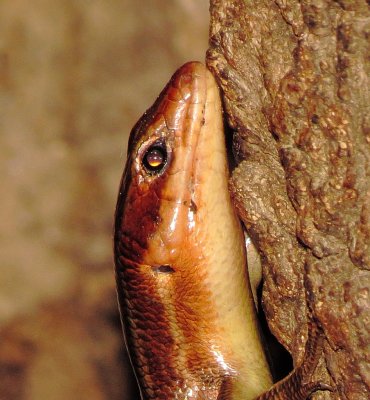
[152,265,175,274]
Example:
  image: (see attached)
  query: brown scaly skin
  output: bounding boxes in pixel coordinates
[114,62,332,399]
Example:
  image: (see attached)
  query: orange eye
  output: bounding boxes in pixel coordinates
[143,143,167,173]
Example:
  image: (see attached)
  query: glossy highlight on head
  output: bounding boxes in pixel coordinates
[115,62,208,264]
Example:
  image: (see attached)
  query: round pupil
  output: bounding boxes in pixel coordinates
[144,146,166,171]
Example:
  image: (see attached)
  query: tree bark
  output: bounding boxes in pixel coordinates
[207,1,370,399]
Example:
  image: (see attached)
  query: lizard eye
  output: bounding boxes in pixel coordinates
[142,141,167,173]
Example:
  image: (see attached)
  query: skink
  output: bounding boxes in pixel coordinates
[114,62,330,399]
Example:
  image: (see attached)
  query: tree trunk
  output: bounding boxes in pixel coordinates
[207,1,370,399]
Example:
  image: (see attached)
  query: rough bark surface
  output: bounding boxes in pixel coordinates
[207,1,369,399]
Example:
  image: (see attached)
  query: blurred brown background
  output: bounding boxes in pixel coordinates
[0,1,208,398]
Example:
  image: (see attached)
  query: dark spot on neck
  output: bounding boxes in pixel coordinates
[152,264,175,274]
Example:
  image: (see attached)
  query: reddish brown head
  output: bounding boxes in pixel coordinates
[115,62,208,266]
